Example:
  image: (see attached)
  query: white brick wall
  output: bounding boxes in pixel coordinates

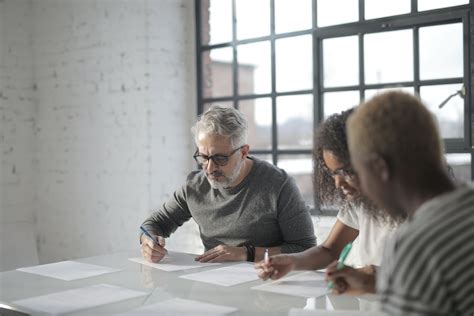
[1,0,198,269]
[0,0,39,271]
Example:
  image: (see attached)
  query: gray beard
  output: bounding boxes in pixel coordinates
[207,159,244,190]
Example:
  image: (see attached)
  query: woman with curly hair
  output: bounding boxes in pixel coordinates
[255,108,398,281]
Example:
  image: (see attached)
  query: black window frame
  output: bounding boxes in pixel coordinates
[195,0,474,214]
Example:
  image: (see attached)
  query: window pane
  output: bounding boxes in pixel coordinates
[446,153,471,183]
[251,154,273,164]
[418,0,469,11]
[420,84,464,139]
[323,91,360,118]
[275,0,312,34]
[202,48,233,98]
[278,155,314,206]
[201,0,233,45]
[277,94,313,150]
[236,0,270,40]
[276,35,313,92]
[203,101,234,113]
[239,98,272,150]
[237,41,271,95]
[365,0,410,20]
[420,23,463,80]
[323,36,359,87]
[365,30,413,84]
[317,0,358,27]
[364,86,414,101]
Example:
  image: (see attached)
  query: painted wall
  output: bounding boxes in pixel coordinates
[0,0,198,270]
[0,0,39,271]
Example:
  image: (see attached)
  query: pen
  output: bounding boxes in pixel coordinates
[140,226,159,245]
[264,248,269,264]
[327,241,353,290]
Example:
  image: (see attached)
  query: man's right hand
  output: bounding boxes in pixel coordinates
[140,234,167,263]
[255,254,295,281]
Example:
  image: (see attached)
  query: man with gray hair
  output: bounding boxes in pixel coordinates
[140,104,316,263]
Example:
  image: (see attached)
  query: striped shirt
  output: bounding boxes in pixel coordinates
[377,185,474,316]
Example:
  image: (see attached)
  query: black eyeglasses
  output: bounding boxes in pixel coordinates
[193,146,244,167]
[320,159,356,180]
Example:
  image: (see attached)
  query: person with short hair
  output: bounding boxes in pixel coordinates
[327,91,474,315]
[255,109,397,281]
[140,104,316,263]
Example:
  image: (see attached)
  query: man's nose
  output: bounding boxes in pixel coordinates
[205,158,218,173]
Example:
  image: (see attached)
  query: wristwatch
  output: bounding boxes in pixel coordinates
[245,244,255,262]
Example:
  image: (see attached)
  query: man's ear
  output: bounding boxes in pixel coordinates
[241,144,250,158]
[370,153,391,182]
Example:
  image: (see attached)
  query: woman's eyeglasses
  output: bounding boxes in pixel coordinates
[320,159,356,180]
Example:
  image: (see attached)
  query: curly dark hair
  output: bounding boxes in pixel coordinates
[313,109,391,223]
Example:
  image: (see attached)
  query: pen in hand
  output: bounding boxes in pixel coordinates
[327,241,353,290]
[140,226,164,247]
[264,248,269,264]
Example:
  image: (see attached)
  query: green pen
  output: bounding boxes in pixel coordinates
[327,241,353,290]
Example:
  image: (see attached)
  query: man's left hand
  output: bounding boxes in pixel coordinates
[325,262,376,295]
[195,245,247,263]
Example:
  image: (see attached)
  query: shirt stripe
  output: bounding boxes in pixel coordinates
[378,185,474,316]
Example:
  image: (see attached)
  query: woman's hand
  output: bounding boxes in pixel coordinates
[255,254,296,281]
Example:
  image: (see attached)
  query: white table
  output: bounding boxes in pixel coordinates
[0,251,381,315]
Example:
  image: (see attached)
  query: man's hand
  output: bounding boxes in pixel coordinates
[325,262,376,295]
[140,234,167,263]
[195,245,246,263]
[254,254,295,281]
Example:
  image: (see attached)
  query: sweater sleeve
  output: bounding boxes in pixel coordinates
[276,175,317,253]
[140,183,192,239]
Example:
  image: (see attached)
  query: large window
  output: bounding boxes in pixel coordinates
[196,0,473,211]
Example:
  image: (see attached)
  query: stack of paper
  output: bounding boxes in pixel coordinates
[12,284,148,314]
[129,252,220,272]
[179,263,259,286]
[251,271,328,298]
[17,261,121,281]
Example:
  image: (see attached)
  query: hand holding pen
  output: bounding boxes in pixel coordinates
[325,242,376,295]
[255,250,296,281]
[139,226,168,263]
[327,241,352,290]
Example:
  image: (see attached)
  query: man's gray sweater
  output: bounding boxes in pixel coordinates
[142,157,316,253]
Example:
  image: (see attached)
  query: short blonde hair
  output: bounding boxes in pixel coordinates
[347,91,444,176]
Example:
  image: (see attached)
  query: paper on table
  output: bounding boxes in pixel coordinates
[288,309,388,316]
[179,263,259,287]
[251,271,328,298]
[129,252,220,272]
[17,261,121,281]
[120,298,238,316]
[12,284,148,315]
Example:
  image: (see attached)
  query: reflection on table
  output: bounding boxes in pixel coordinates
[0,251,382,315]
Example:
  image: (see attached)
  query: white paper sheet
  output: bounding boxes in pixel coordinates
[12,284,148,315]
[251,271,328,298]
[16,261,121,281]
[129,252,220,272]
[179,263,259,286]
[288,309,388,316]
[120,298,238,316]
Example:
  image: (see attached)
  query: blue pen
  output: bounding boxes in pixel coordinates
[140,226,159,245]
